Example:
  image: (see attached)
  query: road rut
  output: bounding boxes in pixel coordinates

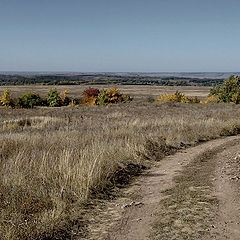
[84,135,240,240]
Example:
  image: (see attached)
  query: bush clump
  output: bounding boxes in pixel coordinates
[82,87,128,105]
[210,75,240,104]
[98,87,123,105]
[157,91,200,103]
[17,93,42,108]
[0,87,131,108]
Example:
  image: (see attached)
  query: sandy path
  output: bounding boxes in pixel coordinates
[83,135,240,240]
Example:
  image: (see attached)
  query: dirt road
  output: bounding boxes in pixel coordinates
[84,135,240,240]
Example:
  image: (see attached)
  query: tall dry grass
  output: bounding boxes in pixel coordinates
[1,100,240,239]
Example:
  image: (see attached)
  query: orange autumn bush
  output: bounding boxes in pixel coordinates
[82,88,100,105]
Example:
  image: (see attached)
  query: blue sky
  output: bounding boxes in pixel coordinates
[0,0,239,72]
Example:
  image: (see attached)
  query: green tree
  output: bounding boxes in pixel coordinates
[210,75,240,103]
[47,89,62,107]
[17,92,42,108]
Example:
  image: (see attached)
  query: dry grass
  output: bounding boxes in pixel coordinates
[0,84,211,99]
[0,88,240,239]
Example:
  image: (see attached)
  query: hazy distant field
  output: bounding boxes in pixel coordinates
[0,84,211,99]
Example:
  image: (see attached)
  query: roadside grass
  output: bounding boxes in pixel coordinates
[1,100,240,239]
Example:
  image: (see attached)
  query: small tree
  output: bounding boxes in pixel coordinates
[17,92,42,108]
[210,75,240,103]
[60,90,71,106]
[0,89,14,107]
[47,89,62,107]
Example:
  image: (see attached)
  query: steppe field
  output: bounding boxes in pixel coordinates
[0,85,240,240]
[0,85,211,99]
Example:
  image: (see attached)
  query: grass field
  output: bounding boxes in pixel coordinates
[0,85,211,99]
[0,85,240,239]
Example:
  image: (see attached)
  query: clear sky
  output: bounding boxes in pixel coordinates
[0,0,239,72]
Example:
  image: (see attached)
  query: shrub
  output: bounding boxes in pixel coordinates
[123,95,133,102]
[69,100,76,107]
[210,75,240,103]
[0,89,14,107]
[97,90,108,105]
[72,98,81,105]
[200,95,219,104]
[82,88,100,105]
[105,87,123,104]
[82,87,130,106]
[158,91,185,103]
[47,89,62,107]
[97,87,125,105]
[157,91,199,103]
[189,96,200,103]
[60,90,71,106]
[17,92,42,108]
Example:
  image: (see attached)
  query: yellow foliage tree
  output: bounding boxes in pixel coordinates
[60,90,71,106]
[0,89,13,107]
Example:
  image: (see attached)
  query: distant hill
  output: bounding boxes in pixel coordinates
[0,72,237,86]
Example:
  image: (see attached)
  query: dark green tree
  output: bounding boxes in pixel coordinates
[17,93,42,108]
